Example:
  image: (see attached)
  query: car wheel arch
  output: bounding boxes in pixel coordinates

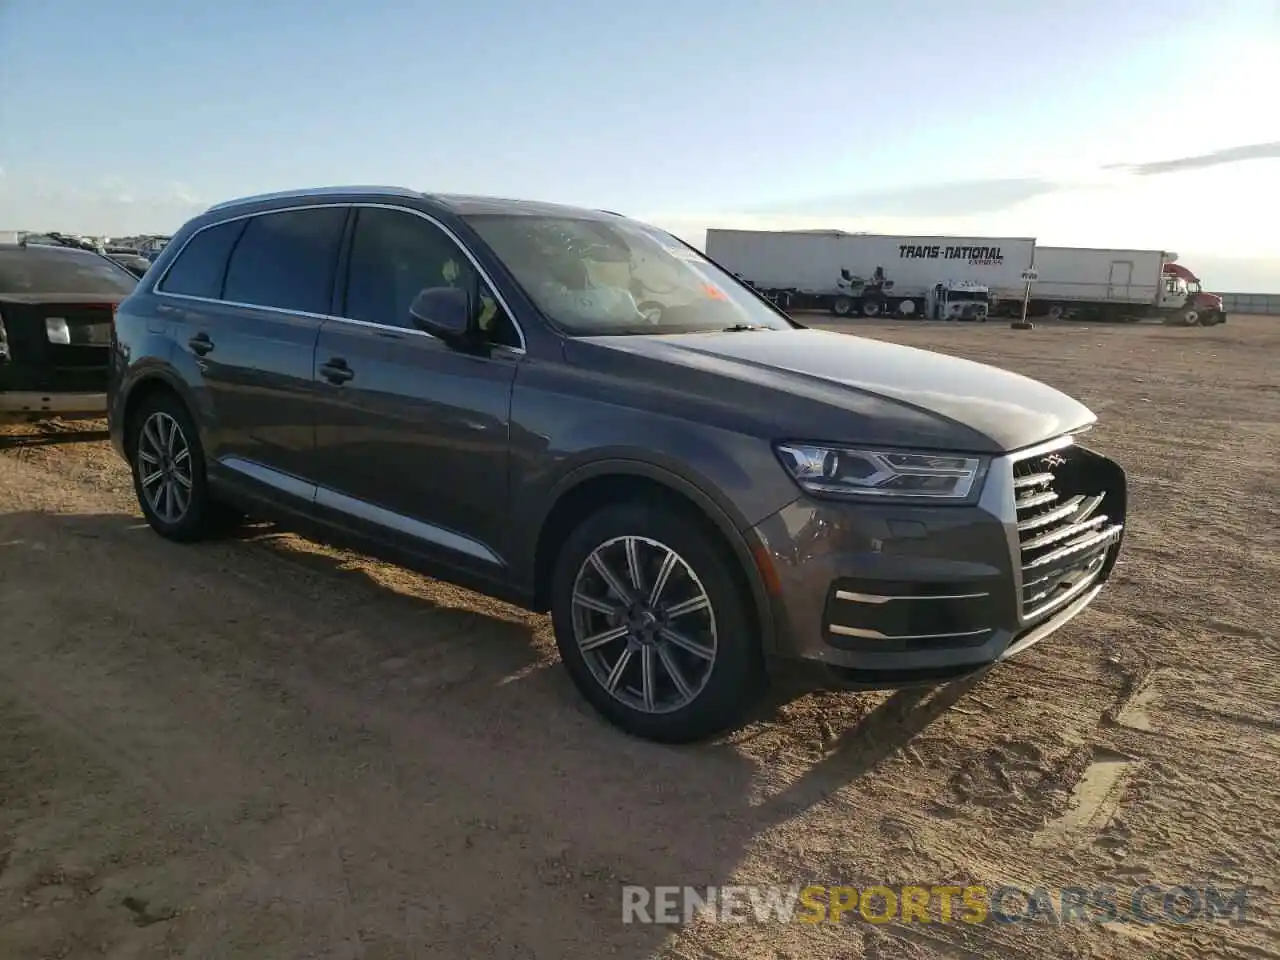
[529,459,778,653]
[119,371,198,456]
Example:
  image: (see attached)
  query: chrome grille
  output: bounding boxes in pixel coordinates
[1013,443,1123,621]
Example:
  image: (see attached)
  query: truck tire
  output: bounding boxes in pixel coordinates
[1046,304,1065,320]
[832,296,853,317]
[861,299,882,318]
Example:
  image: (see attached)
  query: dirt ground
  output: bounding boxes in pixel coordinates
[1,314,1276,959]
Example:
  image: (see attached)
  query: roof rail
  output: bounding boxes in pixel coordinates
[598,209,625,217]
[205,185,422,213]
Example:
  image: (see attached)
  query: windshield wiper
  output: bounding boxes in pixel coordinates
[721,323,772,332]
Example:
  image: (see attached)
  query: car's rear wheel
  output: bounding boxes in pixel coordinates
[129,391,235,542]
[550,500,764,743]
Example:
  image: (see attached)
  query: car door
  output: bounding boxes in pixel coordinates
[310,205,522,575]
[161,205,348,499]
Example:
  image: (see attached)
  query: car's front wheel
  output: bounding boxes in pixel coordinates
[550,500,764,743]
[129,391,234,542]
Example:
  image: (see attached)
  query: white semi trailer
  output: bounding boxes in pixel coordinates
[704,228,1036,320]
[1003,246,1225,326]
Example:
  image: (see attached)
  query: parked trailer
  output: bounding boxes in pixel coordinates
[704,229,1036,320]
[1006,246,1226,326]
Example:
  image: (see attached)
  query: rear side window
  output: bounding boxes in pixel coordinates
[157,219,247,298]
[222,207,347,314]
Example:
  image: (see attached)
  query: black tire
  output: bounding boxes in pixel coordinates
[1164,308,1199,326]
[861,299,882,318]
[831,296,853,317]
[128,390,238,542]
[549,499,765,743]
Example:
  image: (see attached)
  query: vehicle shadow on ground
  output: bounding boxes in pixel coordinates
[0,426,109,450]
[744,670,992,817]
[4,508,997,957]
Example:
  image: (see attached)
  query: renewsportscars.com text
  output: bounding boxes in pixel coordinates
[621,883,1249,926]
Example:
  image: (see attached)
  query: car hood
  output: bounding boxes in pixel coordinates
[572,328,1095,453]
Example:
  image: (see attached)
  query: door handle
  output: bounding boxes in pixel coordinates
[319,357,354,384]
[188,332,214,356]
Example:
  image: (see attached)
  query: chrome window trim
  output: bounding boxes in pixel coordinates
[154,201,527,353]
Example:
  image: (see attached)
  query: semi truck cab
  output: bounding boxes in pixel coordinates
[1161,262,1225,326]
[928,280,990,321]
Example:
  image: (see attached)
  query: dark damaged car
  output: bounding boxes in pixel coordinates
[107,186,1127,743]
[0,242,137,421]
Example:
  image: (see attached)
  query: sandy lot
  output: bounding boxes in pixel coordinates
[1,315,1276,959]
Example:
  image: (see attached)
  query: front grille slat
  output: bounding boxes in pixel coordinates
[1017,495,1085,532]
[1012,444,1120,621]
[1016,489,1058,510]
[1022,513,1110,551]
[1023,524,1123,571]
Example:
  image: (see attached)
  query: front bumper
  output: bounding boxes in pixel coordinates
[751,435,1126,679]
[0,390,107,421]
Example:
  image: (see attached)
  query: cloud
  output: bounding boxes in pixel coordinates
[750,177,1060,219]
[0,172,206,234]
[744,140,1280,223]
[1105,141,1280,175]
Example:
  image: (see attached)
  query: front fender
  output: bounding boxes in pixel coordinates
[530,455,785,654]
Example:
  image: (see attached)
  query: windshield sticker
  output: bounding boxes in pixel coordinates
[701,283,729,301]
[663,244,705,262]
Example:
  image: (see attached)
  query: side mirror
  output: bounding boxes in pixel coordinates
[408,286,471,343]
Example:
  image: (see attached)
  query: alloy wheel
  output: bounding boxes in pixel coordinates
[570,536,718,715]
[137,411,193,524]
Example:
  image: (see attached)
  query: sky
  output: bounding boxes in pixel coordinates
[2,0,1279,290]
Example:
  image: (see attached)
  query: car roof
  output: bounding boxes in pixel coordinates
[0,242,107,258]
[431,193,620,220]
[202,185,622,222]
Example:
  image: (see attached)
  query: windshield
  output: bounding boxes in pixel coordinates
[465,214,793,335]
[946,289,988,302]
[0,247,138,296]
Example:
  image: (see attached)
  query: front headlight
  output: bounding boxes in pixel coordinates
[775,443,988,501]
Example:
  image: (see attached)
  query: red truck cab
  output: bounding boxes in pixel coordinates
[1163,262,1225,326]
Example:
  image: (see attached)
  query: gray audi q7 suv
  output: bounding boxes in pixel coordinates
[107,186,1127,743]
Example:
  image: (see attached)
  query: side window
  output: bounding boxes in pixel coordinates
[158,219,247,299]
[344,207,520,347]
[222,207,347,314]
